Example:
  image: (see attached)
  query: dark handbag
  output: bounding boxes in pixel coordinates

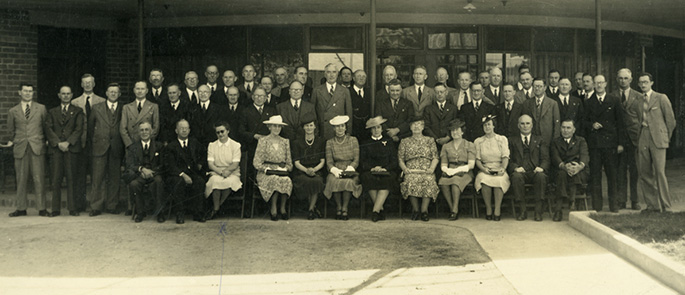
[340,171,359,178]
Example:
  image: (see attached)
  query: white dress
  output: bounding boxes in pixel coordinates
[204,138,243,197]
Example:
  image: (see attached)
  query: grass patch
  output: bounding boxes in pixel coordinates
[590,211,685,243]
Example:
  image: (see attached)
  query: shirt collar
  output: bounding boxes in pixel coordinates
[136,98,147,105]
[521,134,530,141]
[290,98,300,105]
[353,85,364,93]
[326,82,336,89]
[141,139,151,146]
[371,135,383,141]
[177,138,188,146]
[644,90,653,97]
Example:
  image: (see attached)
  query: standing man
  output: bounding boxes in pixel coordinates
[124,121,165,223]
[71,73,105,212]
[581,73,595,103]
[572,72,586,99]
[508,114,549,221]
[277,81,317,141]
[238,64,258,101]
[310,63,353,140]
[377,65,398,103]
[191,85,224,147]
[6,83,48,217]
[350,69,371,139]
[239,86,277,156]
[546,69,561,101]
[120,81,160,149]
[516,65,530,91]
[181,71,200,105]
[158,83,194,145]
[478,71,491,89]
[556,77,584,131]
[584,74,624,212]
[485,67,503,105]
[460,82,495,142]
[453,71,472,110]
[435,67,455,88]
[522,78,560,144]
[221,86,244,143]
[401,65,436,118]
[280,66,312,102]
[147,68,167,103]
[214,69,249,107]
[46,86,84,217]
[375,79,414,142]
[89,83,124,216]
[260,76,281,108]
[514,72,534,104]
[613,69,642,210]
[272,67,289,97]
[551,119,589,221]
[423,83,458,148]
[204,65,221,94]
[495,84,524,138]
[636,73,676,212]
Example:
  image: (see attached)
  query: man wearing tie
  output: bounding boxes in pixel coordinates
[277,81,317,141]
[6,83,49,217]
[401,66,436,118]
[124,121,165,223]
[238,64,258,101]
[495,84,524,138]
[522,78,560,144]
[350,70,370,139]
[581,73,595,104]
[158,84,194,145]
[551,119,589,221]
[204,65,221,95]
[376,65,397,103]
[485,67,503,105]
[222,86,244,143]
[181,71,200,105]
[374,79,414,142]
[546,69,561,101]
[260,76,281,108]
[514,72,534,104]
[46,86,84,217]
[453,71,472,110]
[147,68,166,104]
[460,81,496,142]
[636,73,676,212]
[423,84,458,148]
[120,81,160,149]
[612,69,642,210]
[310,63,353,140]
[190,85,223,147]
[556,78,584,136]
[572,72,586,99]
[271,67,289,97]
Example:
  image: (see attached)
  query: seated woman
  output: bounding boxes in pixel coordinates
[292,120,326,220]
[398,117,439,222]
[360,116,398,222]
[204,121,243,220]
[474,115,510,221]
[253,115,293,221]
[438,118,475,221]
[323,115,362,220]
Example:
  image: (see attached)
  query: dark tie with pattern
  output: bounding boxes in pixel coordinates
[418,86,423,101]
[329,85,334,96]
[358,89,362,98]
[524,136,529,147]
[293,102,299,111]
[494,88,498,98]
[622,91,627,103]
[137,101,142,113]
[474,101,480,112]
[258,106,263,114]
[85,96,91,117]
[247,84,252,93]
[25,104,30,119]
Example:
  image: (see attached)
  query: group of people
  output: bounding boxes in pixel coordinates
[4,62,676,224]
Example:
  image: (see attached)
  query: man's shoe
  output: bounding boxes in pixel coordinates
[134,214,145,223]
[157,215,166,223]
[516,211,527,221]
[307,210,316,220]
[372,212,379,222]
[39,210,49,217]
[553,211,562,222]
[379,210,386,220]
[9,210,27,217]
[193,215,206,223]
[281,212,289,221]
[176,213,185,224]
[89,210,102,217]
[448,212,458,221]
[49,211,61,217]
[493,215,501,221]
[534,212,542,221]
[124,210,133,216]
[69,211,79,216]
[618,203,627,209]
[631,202,641,210]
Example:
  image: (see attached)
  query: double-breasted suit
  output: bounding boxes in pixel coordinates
[423,101,459,141]
[120,99,160,148]
[401,84,436,118]
[8,101,48,211]
[46,104,84,213]
[495,100,524,138]
[522,95,560,144]
[276,99,317,142]
[124,140,165,215]
[89,101,124,211]
[459,100,495,142]
[508,133,549,214]
[375,97,415,141]
[310,82,353,140]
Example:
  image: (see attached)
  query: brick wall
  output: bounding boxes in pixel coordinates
[105,28,138,102]
[0,9,38,140]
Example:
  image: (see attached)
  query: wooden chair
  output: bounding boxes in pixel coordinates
[220,151,249,218]
[433,183,478,218]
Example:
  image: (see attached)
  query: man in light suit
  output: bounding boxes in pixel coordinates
[423,83,458,148]
[120,81,160,149]
[46,86,84,217]
[310,63,353,140]
[6,83,49,217]
[514,72,534,104]
[613,69,642,210]
[401,65,436,118]
[89,83,125,216]
[277,81,317,141]
[636,73,676,212]
[484,67,503,105]
[71,73,105,212]
[522,78,560,144]
[376,65,397,104]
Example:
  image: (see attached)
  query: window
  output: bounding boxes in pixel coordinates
[311,27,363,51]
[376,27,424,50]
[308,53,364,86]
[428,27,478,50]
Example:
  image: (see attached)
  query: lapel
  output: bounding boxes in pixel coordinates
[646,92,659,110]
[540,98,551,117]
[515,135,525,161]
[136,141,145,163]
[325,83,342,111]
[285,103,299,127]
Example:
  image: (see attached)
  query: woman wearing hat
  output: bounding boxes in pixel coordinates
[253,115,293,221]
[324,115,362,220]
[360,116,398,222]
[292,119,326,220]
[204,121,243,220]
[398,117,440,221]
[438,118,475,221]
[474,115,510,221]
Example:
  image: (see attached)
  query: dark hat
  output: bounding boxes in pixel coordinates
[408,116,424,124]
[447,118,466,130]
[481,114,496,125]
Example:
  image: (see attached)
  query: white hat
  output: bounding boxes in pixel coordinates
[263,115,288,126]
[329,115,349,126]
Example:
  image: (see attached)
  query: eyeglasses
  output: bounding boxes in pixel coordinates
[216,130,226,134]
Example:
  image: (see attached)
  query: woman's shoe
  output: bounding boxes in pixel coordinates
[307,210,316,220]
[335,210,342,220]
[493,215,501,221]
[448,212,458,221]
[486,214,493,220]
[371,211,379,222]
[411,211,419,221]
[270,212,279,221]
[205,210,217,220]
[379,210,386,220]
[341,210,349,221]
[315,208,323,218]
[421,212,429,222]
[280,212,289,220]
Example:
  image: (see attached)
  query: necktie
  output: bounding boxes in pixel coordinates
[358,89,362,97]
[246,84,252,93]
[507,102,512,112]
[494,88,498,98]
[25,103,30,119]
[211,86,215,92]
[644,93,649,103]
[524,136,529,147]
[293,102,299,111]
[202,103,207,112]
[621,90,627,102]
[585,93,590,100]
[231,105,235,112]
[110,103,116,114]
[172,102,177,111]
[191,92,197,104]
[526,91,531,100]
[392,100,397,111]
[418,86,423,101]
[62,105,68,116]
[474,101,480,112]
[143,143,149,153]
[258,106,263,114]
[329,85,334,96]
[439,103,444,112]
[137,101,142,113]
[154,89,159,99]
[536,99,542,108]
[599,97,603,105]
[183,140,187,149]
[85,96,91,116]
[463,91,468,102]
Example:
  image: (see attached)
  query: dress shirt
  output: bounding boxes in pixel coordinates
[490,85,500,97]
[186,88,199,103]
[206,83,217,92]
[415,84,424,97]
[560,95,569,105]
[22,101,31,114]
[170,100,179,110]
[290,98,300,109]
[354,85,364,97]
[244,82,254,92]
[151,87,162,98]
[178,138,188,148]
[521,134,530,146]
[108,101,118,111]
[327,82,336,94]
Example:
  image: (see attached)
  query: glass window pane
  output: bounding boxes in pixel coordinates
[376,27,424,50]
[428,33,447,49]
[308,53,364,86]
[311,27,363,51]
[251,27,303,52]
[505,53,530,84]
[250,52,305,79]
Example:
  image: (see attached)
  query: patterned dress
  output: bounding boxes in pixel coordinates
[291,135,325,200]
[323,135,363,199]
[474,134,510,193]
[253,135,293,201]
[438,138,475,192]
[398,135,440,200]
[204,138,243,197]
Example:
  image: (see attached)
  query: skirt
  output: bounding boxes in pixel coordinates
[204,174,242,197]
[438,171,473,192]
[360,171,398,192]
[292,173,325,200]
[256,173,293,202]
[323,174,362,199]
[475,172,510,193]
[400,173,439,200]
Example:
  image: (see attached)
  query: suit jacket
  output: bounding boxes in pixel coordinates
[146,86,168,104]
[158,98,195,144]
[459,100,495,142]
[375,97,415,139]
[485,85,503,105]
[190,101,223,146]
[555,95,584,134]
[310,83,353,140]
[237,82,259,102]
[276,100,317,141]
[350,86,371,138]
[522,96,560,143]
[583,93,625,149]
[423,101,458,140]
[264,93,283,109]
[400,84,436,118]
[495,100,524,138]
[514,89,533,105]
[238,104,277,152]
[551,135,589,168]
[507,133,550,173]
[46,104,84,154]
[163,137,206,178]
[639,91,676,149]
[449,89,495,110]
[120,99,160,147]
[545,87,561,102]
[180,87,200,105]
[71,93,105,148]
[90,101,124,158]
[376,87,390,104]
[220,103,244,143]
[571,89,585,99]
[8,102,48,159]
[611,88,642,147]
[123,140,164,183]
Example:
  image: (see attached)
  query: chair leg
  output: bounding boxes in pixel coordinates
[240,195,245,218]
[547,198,553,216]
[399,195,403,218]
[360,195,364,219]
[511,198,517,218]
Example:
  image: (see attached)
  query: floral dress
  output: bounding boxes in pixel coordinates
[398,135,439,200]
[253,135,293,201]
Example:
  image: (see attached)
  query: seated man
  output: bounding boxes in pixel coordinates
[507,114,549,221]
[551,119,589,221]
[124,121,165,223]
[164,119,207,224]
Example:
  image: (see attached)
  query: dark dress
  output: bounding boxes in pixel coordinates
[360,135,399,192]
[291,135,326,200]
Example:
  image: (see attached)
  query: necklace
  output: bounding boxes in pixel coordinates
[334,135,346,144]
[305,137,314,146]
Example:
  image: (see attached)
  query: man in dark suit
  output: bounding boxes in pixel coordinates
[555,78,584,137]
[478,71,491,90]
[191,85,224,147]
[551,119,589,221]
[158,83,194,145]
[203,65,221,95]
[514,72,534,104]
[423,84,458,148]
[376,65,397,104]
[522,78,560,144]
[272,67,289,97]
[545,69,561,101]
[260,76,282,109]
[375,79,414,143]
[350,70,371,139]
[581,73,595,103]
[164,119,207,224]
[277,81,317,141]
[238,64,258,101]
[613,69,642,210]
[572,71,586,99]
[435,67,456,89]
[120,81,160,149]
[584,74,625,212]
[6,83,49,217]
[401,66,436,118]
[89,83,125,216]
[495,84,523,138]
[516,64,530,91]
[213,70,249,107]
[147,68,167,104]
[46,86,84,217]
[508,114,549,221]
[460,81,495,142]
[124,121,165,223]
[281,66,312,102]
[180,71,200,105]
[311,63,353,140]
[239,87,277,155]
[484,67,503,105]
[636,73,676,212]
[220,86,244,143]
